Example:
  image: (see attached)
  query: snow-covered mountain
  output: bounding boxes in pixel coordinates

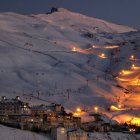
[0,8,140,124]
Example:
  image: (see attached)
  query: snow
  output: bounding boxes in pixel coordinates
[1,124,140,140]
[0,125,51,140]
[88,132,140,140]
[37,8,136,34]
[0,9,140,126]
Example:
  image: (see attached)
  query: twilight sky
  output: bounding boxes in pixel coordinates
[0,0,140,29]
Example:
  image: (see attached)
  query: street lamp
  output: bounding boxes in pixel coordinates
[130,55,136,61]
[76,107,82,113]
[94,106,99,113]
[131,64,136,69]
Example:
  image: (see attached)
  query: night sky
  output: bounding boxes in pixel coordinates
[0,0,140,29]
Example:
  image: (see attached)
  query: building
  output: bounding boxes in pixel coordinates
[31,103,64,117]
[0,98,81,132]
[51,127,87,140]
[51,127,67,140]
[31,104,81,130]
[31,104,54,118]
[81,121,111,132]
[0,96,31,116]
[30,104,55,130]
[0,96,32,130]
[68,129,87,140]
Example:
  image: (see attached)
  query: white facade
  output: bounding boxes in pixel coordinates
[57,127,67,140]
[68,130,87,140]
[51,127,87,140]
[51,127,67,140]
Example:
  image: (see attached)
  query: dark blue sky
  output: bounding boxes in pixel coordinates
[0,0,140,29]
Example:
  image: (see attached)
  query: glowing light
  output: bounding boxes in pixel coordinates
[105,45,120,49]
[127,117,140,126]
[60,128,65,133]
[110,105,126,111]
[92,45,99,48]
[120,70,133,75]
[117,77,130,82]
[101,53,105,57]
[72,47,77,52]
[118,104,121,108]
[98,53,107,59]
[31,119,34,122]
[76,107,82,113]
[131,64,136,69]
[130,55,136,61]
[118,74,140,86]
[73,107,84,116]
[94,106,99,112]
[131,64,140,70]
[131,118,140,126]
[110,105,120,111]
[129,128,135,132]
[92,45,120,49]
[128,78,140,86]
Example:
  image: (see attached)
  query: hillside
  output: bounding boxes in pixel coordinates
[0,8,140,124]
[0,124,139,140]
[0,125,50,140]
[89,132,140,140]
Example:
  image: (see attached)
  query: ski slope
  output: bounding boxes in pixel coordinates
[0,8,140,124]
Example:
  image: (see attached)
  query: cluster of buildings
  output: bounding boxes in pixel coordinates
[0,96,138,140]
[0,96,81,132]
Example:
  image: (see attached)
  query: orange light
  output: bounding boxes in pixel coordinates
[132,64,136,68]
[110,105,120,111]
[76,107,81,113]
[72,47,77,52]
[122,70,125,74]
[73,107,82,116]
[105,45,120,49]
[130,55,135,61]
[98,53,107,59]
[120,70,133,75]
[128,78,140,86]
[129,118,140,126]
[119,70,125,75]
[131,64,136,70]
[101,53,105,57]
[118,104,121,108]
[94,106,99,112]
[110,105,126,111]
[131,55,134,59]
[127,117,140,127]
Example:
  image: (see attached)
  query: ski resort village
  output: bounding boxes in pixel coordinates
[1,7,140,140]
